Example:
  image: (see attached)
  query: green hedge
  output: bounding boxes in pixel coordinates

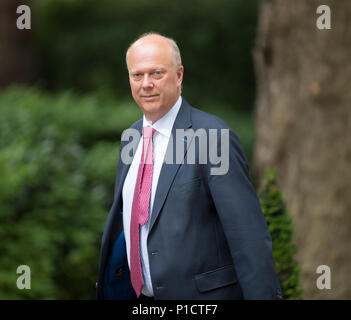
[0,86,140,299]
[33,0,259,111]
[259,168,303,300]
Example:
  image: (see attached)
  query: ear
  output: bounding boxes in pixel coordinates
[176,65,184,86]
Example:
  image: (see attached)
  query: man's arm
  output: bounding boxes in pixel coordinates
[207,128,282,299]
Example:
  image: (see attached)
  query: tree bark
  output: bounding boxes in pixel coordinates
[254,0,351,299]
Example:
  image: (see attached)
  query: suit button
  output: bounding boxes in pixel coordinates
[151,251,159,255]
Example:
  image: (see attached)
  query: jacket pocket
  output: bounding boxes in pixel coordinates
[194,264,238,293]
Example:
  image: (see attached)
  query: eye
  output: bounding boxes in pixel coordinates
[152,71,164,79]
[132,73,142,80]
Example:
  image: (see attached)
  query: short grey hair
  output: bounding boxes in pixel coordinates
[125,32,182,69]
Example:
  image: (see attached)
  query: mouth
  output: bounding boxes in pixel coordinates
[141,94,159,101]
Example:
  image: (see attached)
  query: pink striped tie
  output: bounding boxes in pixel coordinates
[130,126,156,297]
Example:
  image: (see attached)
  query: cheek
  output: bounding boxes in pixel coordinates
[130,82,137,92]
[131,86,142,100]
[160,80,174,94]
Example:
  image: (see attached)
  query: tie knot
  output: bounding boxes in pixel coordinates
[142,126,156,139]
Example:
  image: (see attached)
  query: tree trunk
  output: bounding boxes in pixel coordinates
[254,0,351,299]
[0,0,36,87]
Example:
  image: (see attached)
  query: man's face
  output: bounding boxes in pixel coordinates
[127,37,184,123]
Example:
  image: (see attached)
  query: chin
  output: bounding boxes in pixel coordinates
[139,106,160,118]
[140,101,161,111]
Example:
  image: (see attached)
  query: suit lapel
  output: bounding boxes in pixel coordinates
[149,99,194,233]
[100,100,192,289]
[100,120,143,263]
[103,100,193,252]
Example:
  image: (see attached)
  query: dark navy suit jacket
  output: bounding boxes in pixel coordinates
[97,99,283,300]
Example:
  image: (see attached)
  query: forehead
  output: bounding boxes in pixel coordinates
[127,40,174,72]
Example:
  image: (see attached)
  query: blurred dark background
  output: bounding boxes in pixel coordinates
[34,0,258,113]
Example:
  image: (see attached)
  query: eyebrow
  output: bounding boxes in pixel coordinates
[130,67,166,74]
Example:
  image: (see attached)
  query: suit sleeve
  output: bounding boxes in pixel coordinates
[207,128,283,299]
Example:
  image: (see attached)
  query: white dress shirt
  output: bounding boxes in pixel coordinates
[122,96,182,297]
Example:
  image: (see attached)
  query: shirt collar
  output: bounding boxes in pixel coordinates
[142,96,182,138]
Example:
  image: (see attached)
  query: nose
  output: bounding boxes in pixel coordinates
[141,74,154,89]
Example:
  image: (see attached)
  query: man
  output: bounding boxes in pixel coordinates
[96,32,283,300]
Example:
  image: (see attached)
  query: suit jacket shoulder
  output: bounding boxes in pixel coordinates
[188,104,231,131]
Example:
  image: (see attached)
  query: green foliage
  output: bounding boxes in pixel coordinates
[259,168,303,300]
[33,0,259,111]
[0,86,140,299]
